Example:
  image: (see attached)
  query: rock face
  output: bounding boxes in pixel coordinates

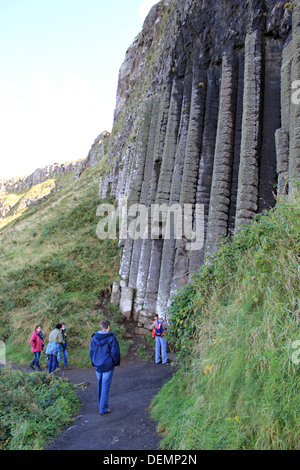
[99,0,299,330]
[75,131,110,180]
[0,161,83,218]
[0,131,110,218]
[0,161,83,194]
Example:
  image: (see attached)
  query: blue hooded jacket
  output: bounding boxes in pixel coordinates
[89,331,120,372]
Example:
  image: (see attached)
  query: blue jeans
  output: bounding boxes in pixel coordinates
[95,368,114,414]
[63,348,67,367]
[155,336,168,364]
[30,352,41,370]
[48,354,58,373]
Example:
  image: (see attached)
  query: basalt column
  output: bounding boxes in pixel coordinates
[170,66,207,297]
[227,50,245,233]
[155,69,193,317]
[258,37,282,212]
[142,77,184,319]
[276,39,292,198]
[128,95,160,291]
[188,64,220,276]
[205,50,237,259]
[289,1,300,193]
[133,83,174,322]
[235,31,263,229]
[119,99,153,319]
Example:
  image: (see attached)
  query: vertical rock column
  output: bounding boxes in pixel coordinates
[205,50,237,259]
[141,76,184,322]
[289,2,300,193]
[258,37,282,212]
[235,31,263,229]
[128,96,160,290]
[276,38,292,199]
[170,66,207,296]
[275,128,289,198]
[228,50,245,233]
[155,70,193,317]
[118,99,153,319]
[188,64,220,275]
[133,81,174,321]
[116,144,134,203]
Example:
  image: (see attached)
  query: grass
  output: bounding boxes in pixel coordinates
[0,367,81,450]
[150,189,300,450]
[0,162,130,368]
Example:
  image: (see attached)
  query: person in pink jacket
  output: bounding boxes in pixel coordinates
[29,325,44,370]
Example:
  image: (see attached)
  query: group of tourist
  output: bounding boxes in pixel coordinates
[29,322,68,372]
[30,315,170,416]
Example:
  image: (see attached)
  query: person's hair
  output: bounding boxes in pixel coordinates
[35,325,41,330]
[55,323,62,329]
[61,322,65,325]
[101,319,110,330]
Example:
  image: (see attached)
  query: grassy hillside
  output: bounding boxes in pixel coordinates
[0,163,130,368]
[150,189,300,450]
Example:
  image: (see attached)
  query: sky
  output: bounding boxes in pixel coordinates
[0,0,158,179]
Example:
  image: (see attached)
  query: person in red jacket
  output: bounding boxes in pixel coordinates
[29,325,44,371]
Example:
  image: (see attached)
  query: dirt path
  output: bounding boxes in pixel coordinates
[46,357,175,451]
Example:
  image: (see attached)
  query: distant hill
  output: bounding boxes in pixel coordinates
[0,146,130,368]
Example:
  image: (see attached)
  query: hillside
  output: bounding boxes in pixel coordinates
[150,189,300,450]
[0,160,131,367]
[0,0,299,451]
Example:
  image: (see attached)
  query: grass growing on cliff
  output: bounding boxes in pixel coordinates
[0,164,129,368]
[150,191,300,450]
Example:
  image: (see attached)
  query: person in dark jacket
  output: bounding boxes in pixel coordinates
[89,319,120,415]
[60,321,69,369]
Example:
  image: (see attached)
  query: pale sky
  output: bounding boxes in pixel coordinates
[0,0,159,179]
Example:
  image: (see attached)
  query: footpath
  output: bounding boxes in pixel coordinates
[46,357,175,451]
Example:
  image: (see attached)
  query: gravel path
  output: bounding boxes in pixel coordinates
[46,357,175,451]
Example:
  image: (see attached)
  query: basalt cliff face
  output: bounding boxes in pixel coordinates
[99,0,300,331]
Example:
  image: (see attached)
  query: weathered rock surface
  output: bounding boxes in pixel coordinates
[0,161,83,218]
[0,161,83,194]
[0,131,110,218]
[96,0,299,330]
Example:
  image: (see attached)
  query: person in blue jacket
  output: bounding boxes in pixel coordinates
[89,319,120,415]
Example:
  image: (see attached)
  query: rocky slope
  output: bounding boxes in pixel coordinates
[98,0,299,331]
[0,161,83,218]
[0,131,111,219]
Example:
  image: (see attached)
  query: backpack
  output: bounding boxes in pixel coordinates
[155,320,164,336]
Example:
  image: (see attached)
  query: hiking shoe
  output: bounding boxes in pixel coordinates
[100,409,111,415]
[163,359,171,365]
